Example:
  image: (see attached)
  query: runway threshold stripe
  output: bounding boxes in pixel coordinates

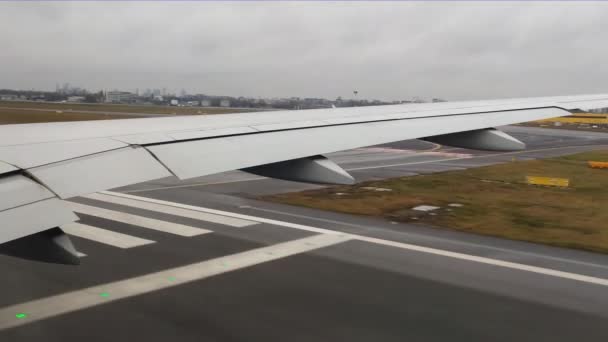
[85,192,257,228]
[102,191,331,234]
[60,223,155,249]
[100,192,608,288]
[67,202,212,237]
[0,233,351,330]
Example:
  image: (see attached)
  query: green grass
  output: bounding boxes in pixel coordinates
[263,150,608,254]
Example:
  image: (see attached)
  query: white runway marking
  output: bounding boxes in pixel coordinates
[0,233,351,330]
[101,192,608,287]
[103,191,331,234]
[247,206,608,271]
[61,223,155,249]
[85,192,257,228]
[67,202,211,237]
[357,236,608,287]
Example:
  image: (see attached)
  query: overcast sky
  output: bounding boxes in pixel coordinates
[1,1,607,101]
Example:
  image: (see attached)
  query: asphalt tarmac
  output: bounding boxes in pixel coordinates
[0,126,607,341]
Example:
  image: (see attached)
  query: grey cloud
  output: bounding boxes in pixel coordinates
[1,1,607,101]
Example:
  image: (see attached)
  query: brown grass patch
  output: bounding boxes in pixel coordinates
[0,101,256,116]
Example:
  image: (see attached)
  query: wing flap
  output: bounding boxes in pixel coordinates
[0,198,79,245]
[0,138,128,169]
[28,147,173,199]
[0,175,55,211]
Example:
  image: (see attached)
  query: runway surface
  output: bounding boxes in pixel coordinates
[1,126,607,341]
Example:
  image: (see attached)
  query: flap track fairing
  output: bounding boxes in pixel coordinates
[243,155,355,185]
[424,128,525,151]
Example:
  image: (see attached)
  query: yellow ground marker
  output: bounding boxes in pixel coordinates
[534,114,607,125]
[589,161,608,169]
[526,176,570,188]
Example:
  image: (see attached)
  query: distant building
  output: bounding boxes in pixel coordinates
[0,94,18,101]
[200,99,212,107]
[590,107,608,113]
[412,97,426,103]
[105,91,135,103]
[170,99,179,106]
[67,96,85,103]
[220,99,231,107]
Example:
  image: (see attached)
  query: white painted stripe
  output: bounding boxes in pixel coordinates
[247,206,608,271]
[60,223,155,249]
[86,192,257,228]
[67,202,211,237]
[102,191,330,234]
[0,233,351,330]
[102,192,608,287]
[356,236,608,287]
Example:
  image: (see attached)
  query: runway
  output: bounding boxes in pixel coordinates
[1,126,607,341]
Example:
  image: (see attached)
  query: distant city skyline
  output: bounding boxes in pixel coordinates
[6,83,412,103]
[1,84,413,110]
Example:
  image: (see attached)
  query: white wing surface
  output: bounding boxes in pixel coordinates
[1,94,607,263]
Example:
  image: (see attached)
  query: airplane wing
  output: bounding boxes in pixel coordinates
[1,93,608,264]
